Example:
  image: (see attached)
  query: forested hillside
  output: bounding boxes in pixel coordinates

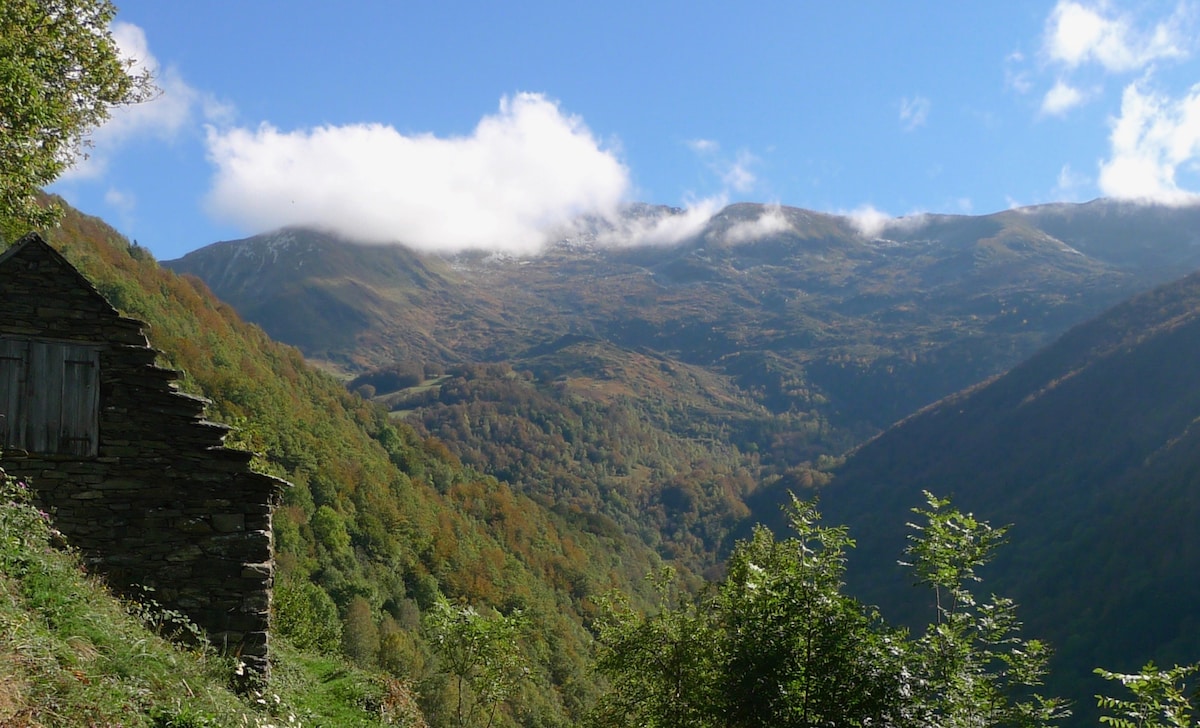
[806,265,1200,724]
[381,346,766,572]
[36,199,673,726]
[11,198,1200,726]
[8,2,1200,723]
[170,199,1200,578]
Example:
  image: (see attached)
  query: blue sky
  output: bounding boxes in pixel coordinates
[48,1,1200,259]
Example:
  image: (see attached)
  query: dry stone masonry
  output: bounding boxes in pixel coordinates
[0,233,284,677]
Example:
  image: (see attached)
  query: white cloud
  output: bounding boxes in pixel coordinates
[722,151,759,193]
[721,205,792,244]
[844,205,930,239]
[102,187,138,231]
[845,205,894,238]
[104,187,136,215]
[1041,80,1087,115]
[687,139,760,195]
[1097,82,1200,203]
[61,22,224,181]
[1006,51,1034,94]
[1044,1,1189,72]
[205,93,632,254]
[899,96,931,131]
[1029,3,1198,201]
[595,197,725,248]
[1054,163,1091,199]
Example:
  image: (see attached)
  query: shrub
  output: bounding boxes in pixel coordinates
[275,578,343,654]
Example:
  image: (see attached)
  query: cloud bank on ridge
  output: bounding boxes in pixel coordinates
[206,94,639,254]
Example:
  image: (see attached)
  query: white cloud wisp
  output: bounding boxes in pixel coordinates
[205,94,631,254]
[1041,80,1087,116]
[845,204,931,239]
[1098,82,1200,204]
[1044,0,1188,72]
[899,96,931,131]
[721,204,793,245]
[594,197,727,248]
[687,139,760,195]
[846,205,894,238]
[62,22,223,181]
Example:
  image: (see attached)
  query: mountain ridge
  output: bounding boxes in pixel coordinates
[165,199,1200,572]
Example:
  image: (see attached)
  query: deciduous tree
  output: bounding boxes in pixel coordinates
[592,493,1069,727]
[0,0,153,238]
[424,597,528,728]
[1095,662,1198,728]
[717,498,910,727]
[591,568,721,728]
[904,491,1069,727]
[591,498,911,727]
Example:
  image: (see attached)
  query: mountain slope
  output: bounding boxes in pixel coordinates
[35,199,671,726]
[169,200,1200,428]
[808,267,1200,722]
[158,227,487,368]
[166,200,1200,572]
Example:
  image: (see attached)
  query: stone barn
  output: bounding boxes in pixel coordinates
[0,232,284,676]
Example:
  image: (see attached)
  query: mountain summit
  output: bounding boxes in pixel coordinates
[168,200,1200,415]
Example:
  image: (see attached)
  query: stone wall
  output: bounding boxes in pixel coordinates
[0,234,284,677]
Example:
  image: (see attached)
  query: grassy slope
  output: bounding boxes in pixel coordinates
[0,463,415,727]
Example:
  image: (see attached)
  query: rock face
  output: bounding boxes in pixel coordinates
[0,233,284,678]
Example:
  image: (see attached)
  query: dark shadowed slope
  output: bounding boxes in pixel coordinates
[809,267,1200,722]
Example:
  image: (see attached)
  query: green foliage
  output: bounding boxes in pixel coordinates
[423,597,529,728]
[344,596,381,667]
[1095,663,1198,728]
[0,0,153,237]
[310,504,353,559]
[0,466,54,573]
[717,498,910,727]
[904,491,1069,727]
[591,568,721,728]
[127,584,209,646]
[592,498,911,728]
[274,578,343,654]
[402,358,759,569]
[594,494,1070,728]
[268,639,428,727]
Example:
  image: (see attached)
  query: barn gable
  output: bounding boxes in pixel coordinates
[0,233,282,679]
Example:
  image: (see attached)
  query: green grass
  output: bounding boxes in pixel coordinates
[267,645,425,727]
[0,467,405,727]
